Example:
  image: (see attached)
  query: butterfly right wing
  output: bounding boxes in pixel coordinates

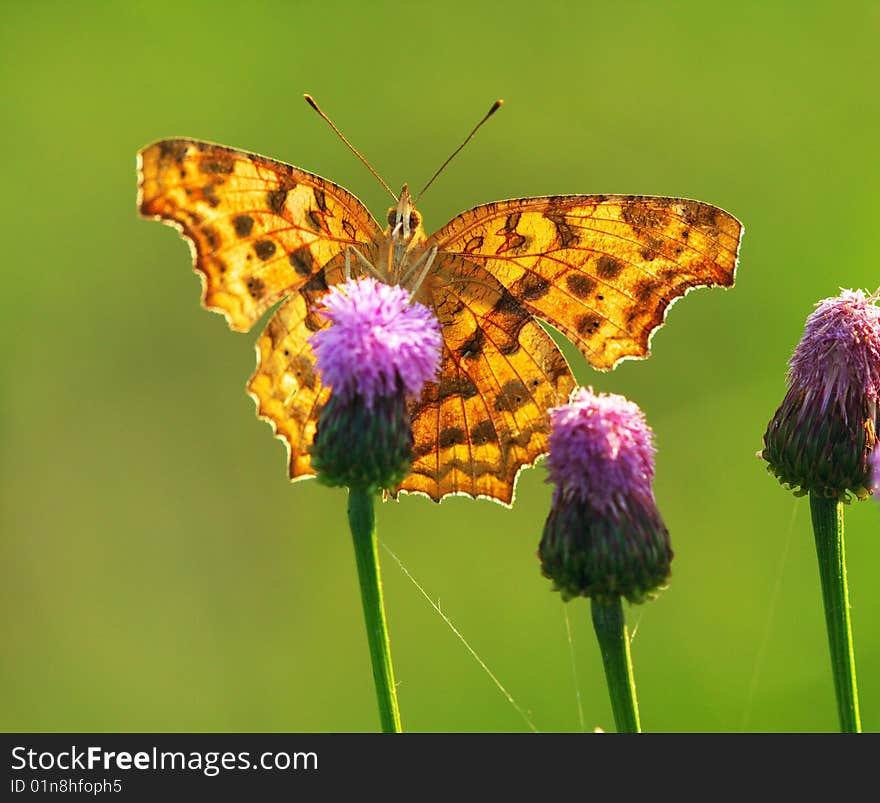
[426,194,742,370]
[401,255,575,505]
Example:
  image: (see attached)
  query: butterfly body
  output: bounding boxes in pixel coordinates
[352,184,435,292]
[138,137,742,505]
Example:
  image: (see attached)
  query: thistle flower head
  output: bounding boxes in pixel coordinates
[762,289,880,500]
[546,387,656,510]
[309,277,442,409]
[539,387,672,604]
[308,277,442,492]
[788,289,880,417]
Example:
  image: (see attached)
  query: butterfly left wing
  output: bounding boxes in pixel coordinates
[246,268,342,480]
[138,138,383,332]
[426,195,742,370]
[138,138,384,480]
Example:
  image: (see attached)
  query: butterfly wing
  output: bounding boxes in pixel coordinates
[247,268,344,480]
[426,195,742,370]
[138,138,383,331]
[398,194,742,504]
[400,255,575,505]
[138,138,383,478]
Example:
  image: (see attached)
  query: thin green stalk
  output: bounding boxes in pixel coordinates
[590,598,641,733]
[347,488,401,733]
[809,493,861,733]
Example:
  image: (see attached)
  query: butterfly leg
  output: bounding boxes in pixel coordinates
[344,245,384,282]
[400,246,438,297]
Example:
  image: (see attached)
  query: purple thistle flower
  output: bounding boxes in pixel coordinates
[309,277,442,409]
[762,289,880,500]
[308,277,442,492]
[546,388,657,510]
[539,387,672,604]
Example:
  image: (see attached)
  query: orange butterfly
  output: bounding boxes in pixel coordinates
[137,99,742,505]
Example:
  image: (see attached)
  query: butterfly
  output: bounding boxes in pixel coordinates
[137,99,742,506]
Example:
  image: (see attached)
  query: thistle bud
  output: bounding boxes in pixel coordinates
[308,277,442,492]
[539,387,672,604]
[762,289,880,500]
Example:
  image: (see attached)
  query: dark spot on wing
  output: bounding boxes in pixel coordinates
[596,255,623,279]
[246,277,265,299]
[495,232,528,254]
[492,289,522,317]
[577,314,602,336]
[494,380,529,412]
[201,225,219,249]
[470,420,497,445]
[313,187,327,212]
[439,427,465,449]
[199,156,234,175]
[307,210,324,232]
[200,184,221,208]
[680,201,719,227]
[302,271,329,293]
[289,246,313,276]
[460,328,485,359]
[498,334,521,356]
[621,204,668,230]
[464,235,484,253]
[254,240,276,261]
[545,212,579,247]
[232,215,254,238]
[566,273,596,298]
[158,140,188,164]
[494,212,530,255]
[440,375,479,400]
[266,189,288,215]
[341,219,357,239]
[514,273,550,301]
[636,279,661,303]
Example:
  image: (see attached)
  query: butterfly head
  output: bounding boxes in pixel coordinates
[386,184,423,243]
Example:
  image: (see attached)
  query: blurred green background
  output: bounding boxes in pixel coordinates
[2,1,878,733]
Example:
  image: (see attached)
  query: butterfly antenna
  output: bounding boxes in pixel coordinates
[414,99,504,204]
[304,94,398,201]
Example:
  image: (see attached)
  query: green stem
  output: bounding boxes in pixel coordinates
[590,598,641,733]
[809,493,861,733]
[347,488,402,733]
